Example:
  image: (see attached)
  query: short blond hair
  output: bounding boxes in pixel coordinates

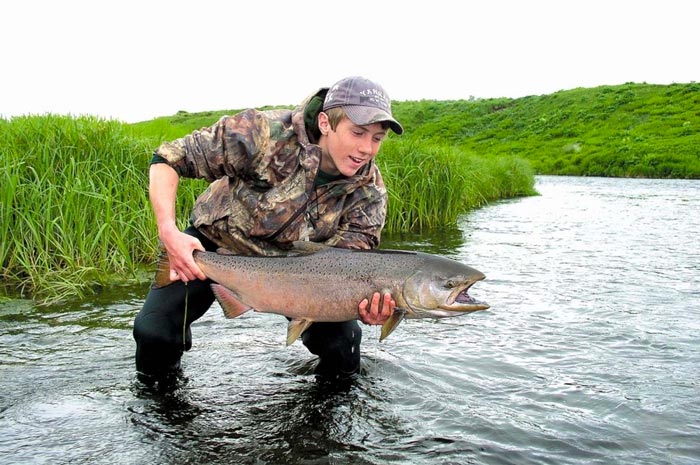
[324,107,390,132]
[324,107,345,131]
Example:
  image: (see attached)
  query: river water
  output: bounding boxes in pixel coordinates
[1,176,698,465]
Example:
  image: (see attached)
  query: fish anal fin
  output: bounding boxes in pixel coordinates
[286,318,314,346]
[380,309,406,342]
[211,284,252,319]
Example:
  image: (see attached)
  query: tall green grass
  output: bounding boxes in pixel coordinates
[377,139,535,231]
[5,81,696,303]
[1,115,149,302]
[1,114,532,304]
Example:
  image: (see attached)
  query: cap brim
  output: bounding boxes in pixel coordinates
[343,105,404,135]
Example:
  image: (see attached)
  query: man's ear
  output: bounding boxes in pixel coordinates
[317,111,330,135]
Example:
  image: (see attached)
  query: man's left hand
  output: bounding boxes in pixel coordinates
[358,292,395,325]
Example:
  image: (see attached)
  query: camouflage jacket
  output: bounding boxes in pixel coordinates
[154,89,388,256]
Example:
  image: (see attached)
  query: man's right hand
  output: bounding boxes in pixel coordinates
[160,227,207,283]
[149,163,207,283]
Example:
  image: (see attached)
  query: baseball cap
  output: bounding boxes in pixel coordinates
[322,76,404,135]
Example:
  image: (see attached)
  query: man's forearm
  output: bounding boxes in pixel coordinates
[149,163,180,240]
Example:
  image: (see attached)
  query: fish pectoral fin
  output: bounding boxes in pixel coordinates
[379,309,406,342]
[211,284,252,319]
[286,318,314,346]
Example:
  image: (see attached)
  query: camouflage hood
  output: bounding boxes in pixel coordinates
[154,88,387,256]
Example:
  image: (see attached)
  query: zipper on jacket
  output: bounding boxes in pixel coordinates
[263,152,320,242]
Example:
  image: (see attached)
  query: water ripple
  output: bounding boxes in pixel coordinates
[1,177,699,464]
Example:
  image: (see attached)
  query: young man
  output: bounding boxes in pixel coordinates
[133,76,403,386]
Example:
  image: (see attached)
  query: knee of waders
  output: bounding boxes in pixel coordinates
[302,321,362,353]
[302,322,363,377]
[133,315,192,352]
[133,323,188,385]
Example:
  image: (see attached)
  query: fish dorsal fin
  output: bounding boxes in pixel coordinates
[211,284,252,319]
[286,318,314,345]
[288,241,331,256]
[215,247,236,255]
[379,308,406,342]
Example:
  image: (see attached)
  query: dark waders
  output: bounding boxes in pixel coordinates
[132,226,362,386]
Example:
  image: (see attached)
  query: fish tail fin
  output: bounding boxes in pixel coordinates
[286,319,314,346]
[379,309,406,342]
[211,284,252,319]
[153,251,173,288]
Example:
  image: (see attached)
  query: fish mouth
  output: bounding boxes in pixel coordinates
[442,280,489,312]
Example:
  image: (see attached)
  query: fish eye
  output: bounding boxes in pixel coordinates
[445,279,457,289]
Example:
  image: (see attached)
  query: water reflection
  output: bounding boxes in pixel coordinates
[127,363,415,465]
[382,226,466,256]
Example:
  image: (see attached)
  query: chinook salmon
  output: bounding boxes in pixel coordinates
[155,242,489,345]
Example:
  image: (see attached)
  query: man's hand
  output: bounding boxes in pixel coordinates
[149,163,206,283]
[161,228,206,283]
[358,292,395,325]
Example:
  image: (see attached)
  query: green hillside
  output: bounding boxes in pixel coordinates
[392,82,700,178]
[141,82,700,178]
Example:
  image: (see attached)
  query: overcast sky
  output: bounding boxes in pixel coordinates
[1,0,696,123]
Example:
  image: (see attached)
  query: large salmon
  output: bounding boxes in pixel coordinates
[156,242,489,345]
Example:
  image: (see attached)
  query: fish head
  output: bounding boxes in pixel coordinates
[401,254,489,318]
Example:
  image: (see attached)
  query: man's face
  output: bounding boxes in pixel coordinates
[319,116,387,177]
